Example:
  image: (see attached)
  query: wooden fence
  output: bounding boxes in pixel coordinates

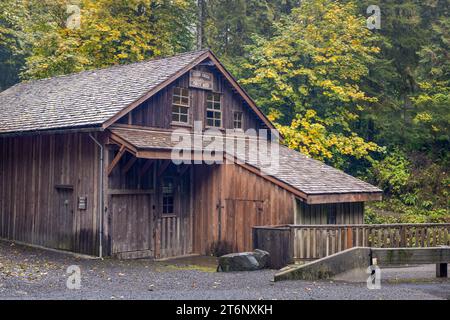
[253,223,450,265]
[252,226,292,269]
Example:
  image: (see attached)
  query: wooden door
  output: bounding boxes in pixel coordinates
[156,168,192,258]
[55,188,74,251]
[224,199,265,252]
[111,194,154,258]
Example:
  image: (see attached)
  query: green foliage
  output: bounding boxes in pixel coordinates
[276,110,382,169]
[241,0,382,169]
[202,0,299,74]
[366,199,450,224]
[370,149,411,196]
[0,0,448,223]
[0,0,196,81]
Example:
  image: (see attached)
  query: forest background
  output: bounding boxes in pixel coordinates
[1,0,448,223]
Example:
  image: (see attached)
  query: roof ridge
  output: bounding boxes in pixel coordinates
[13,49,211,88]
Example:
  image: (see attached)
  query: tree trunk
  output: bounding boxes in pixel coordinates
[197,0,206,49]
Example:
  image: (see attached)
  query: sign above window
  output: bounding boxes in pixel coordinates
[189,70,213,91]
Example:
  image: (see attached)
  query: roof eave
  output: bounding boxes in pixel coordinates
[0,124,104,138]
[304,191,383,204]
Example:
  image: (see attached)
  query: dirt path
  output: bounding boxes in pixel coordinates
[0,241,449,300]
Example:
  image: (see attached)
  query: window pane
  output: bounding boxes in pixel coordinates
[206,93,221,127]
[172,88,189,123]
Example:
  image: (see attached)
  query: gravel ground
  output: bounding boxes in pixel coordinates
[0,241,449,300]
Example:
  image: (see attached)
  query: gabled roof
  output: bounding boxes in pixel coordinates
[109,126,382,203]
[0,49,275,135]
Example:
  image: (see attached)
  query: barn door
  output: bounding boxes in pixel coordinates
[111,194,154,258]
[224,199,265,252]
[55,188,74,251]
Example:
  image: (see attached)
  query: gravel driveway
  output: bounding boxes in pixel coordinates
[0,240,449,300]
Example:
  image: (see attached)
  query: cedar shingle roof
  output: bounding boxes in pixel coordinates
[0,50,209,134]
[110,127,382,197]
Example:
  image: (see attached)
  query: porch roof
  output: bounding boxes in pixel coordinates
[108,126,382,204]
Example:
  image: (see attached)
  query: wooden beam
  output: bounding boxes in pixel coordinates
[107,145,126,176]
[108,132,138,154]
[306,192,382,204]
[122,156,137,175]
[136,149,173,160]
[107,189,155,195]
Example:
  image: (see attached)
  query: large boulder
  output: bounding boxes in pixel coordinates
[217,250,270,272]
[253,249,270,268]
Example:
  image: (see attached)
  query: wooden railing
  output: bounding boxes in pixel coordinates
[291,223,450,260]
[253,223,450,265]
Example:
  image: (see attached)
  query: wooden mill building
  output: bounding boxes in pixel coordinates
[0,50,382,259]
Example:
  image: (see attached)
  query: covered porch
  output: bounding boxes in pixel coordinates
[105,129,197,260]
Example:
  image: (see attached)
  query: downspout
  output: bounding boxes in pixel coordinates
[89,133,104,258]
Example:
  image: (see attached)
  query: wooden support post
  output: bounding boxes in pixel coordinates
[155,218,161,259]
[346,227,353,249]
[400,225,406,247]
[107,145,126,176]
[436,263,448,278]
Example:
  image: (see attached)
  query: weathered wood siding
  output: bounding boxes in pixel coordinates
[192,164,222,255]
[253,226,293,269]
[0,132,101,255]
[295,200,364,225]
[193,163,295,255]
[117,65,265,131]
[106,154,193,259]
[110,194,154,257]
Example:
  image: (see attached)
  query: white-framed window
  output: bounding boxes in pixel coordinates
[206,92,222,128]
[172,87,190,124]
[233,111,243,129]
